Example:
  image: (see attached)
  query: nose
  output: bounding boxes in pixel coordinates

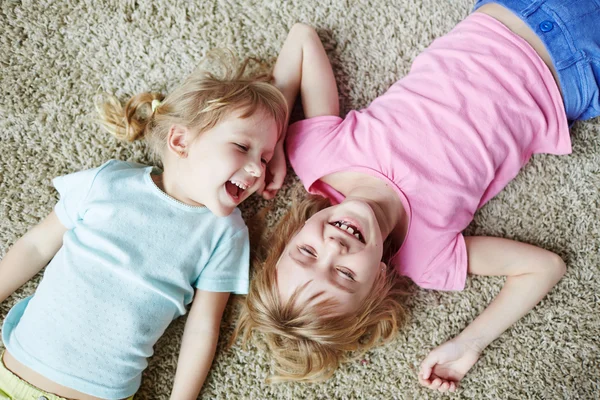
[314,237,346,273]
[244,160,262,178]
[325,235,347,254]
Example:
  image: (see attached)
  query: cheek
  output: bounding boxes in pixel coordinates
[302,219,325,236]
[227,150,246,168]
[355,254,383,279]
[275,263,295,300]
[205,151,240,175]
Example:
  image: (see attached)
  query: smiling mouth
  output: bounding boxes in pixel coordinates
[329,220,365,243]
[225,180,248,201]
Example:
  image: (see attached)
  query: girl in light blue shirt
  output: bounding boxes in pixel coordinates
[0,51,289,400]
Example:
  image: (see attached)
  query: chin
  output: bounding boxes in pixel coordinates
[207,202,236,217]
[211,207,235,217]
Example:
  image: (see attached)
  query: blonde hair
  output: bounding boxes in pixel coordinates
[96,50,288,162]
[232,194,409,382]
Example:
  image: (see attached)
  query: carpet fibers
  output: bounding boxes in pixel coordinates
[1,0,599,399]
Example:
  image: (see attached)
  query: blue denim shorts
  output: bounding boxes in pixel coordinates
[473,0,600,122]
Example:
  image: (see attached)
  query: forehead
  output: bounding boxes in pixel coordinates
[221,108,279,138]
[229,105,277,125]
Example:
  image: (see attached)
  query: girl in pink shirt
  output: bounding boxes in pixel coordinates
[233,0,599,393]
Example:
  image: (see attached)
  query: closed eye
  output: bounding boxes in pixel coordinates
[336,267,356,281]
[298,245,316,257]
[235,143,248,151]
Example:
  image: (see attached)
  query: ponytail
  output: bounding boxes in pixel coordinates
[96,91,164,142]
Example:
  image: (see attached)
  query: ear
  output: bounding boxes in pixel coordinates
[380,262,387,274]
[167,124,191,157]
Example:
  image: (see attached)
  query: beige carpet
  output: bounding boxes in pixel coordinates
[1,0,599,399]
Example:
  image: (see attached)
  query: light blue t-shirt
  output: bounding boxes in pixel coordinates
[1,160,250,399]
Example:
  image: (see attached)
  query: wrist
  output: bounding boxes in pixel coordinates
[454,331,488,354]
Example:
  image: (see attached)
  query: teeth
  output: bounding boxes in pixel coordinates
[331,220,364,243]
[230,180,247,190]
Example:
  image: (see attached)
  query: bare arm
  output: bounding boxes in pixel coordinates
[0,210,67,303]
[419,236,566,392]
[169,289,231,400]
[260,23,340,200]
[272,22,340,121]
[456,236,565,348]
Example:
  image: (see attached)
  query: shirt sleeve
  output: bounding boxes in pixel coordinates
[194,228,250,294]
[286,115,344,192]
[52,161,115,229]
[413,232,468,291]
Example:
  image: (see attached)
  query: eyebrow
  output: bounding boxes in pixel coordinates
[288,252,356,294]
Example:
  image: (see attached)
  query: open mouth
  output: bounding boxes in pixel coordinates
[329,220,365,243]
[225,180,248,201]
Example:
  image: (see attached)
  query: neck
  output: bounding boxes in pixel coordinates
[153,158,203,207]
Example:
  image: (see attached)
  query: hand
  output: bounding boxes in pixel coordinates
[418,337,482,393]
[258,143,286,200]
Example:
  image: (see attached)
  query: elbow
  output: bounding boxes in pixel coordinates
[290,23,318,41]
[291,22,314,33]
[547,253,567,283]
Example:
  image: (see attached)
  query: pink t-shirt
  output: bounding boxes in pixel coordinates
[286,13,570,291]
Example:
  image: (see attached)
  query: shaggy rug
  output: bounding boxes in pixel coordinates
[1,0,598,399]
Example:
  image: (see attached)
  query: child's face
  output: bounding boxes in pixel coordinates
[168,108,279,216]
[276,199,387,315]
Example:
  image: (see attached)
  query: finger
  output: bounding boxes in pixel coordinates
[265,182,282,193]
[430,378,442,390]
[417,373,431,387]
[419,354,439,380]
[438,382,450,392]
[449,382,457,392]
[418,372,437,388]
[262,189,276,200]
[266,171,286,192]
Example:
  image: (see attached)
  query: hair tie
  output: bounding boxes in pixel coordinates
[151,99,162,112]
